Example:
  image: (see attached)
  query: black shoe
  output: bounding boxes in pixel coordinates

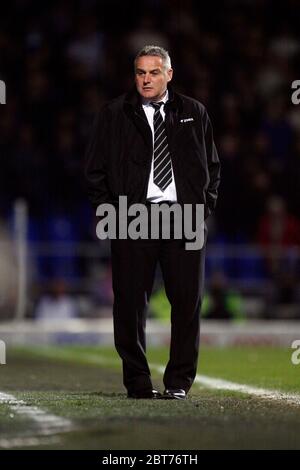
[127,389,162,399]
[161,389,187,400]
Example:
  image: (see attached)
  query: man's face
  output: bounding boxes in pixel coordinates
[135,55,173,101]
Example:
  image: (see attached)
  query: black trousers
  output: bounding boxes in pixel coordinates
[110,206,207,394]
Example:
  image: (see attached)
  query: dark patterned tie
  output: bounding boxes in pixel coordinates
[151,101,173,191]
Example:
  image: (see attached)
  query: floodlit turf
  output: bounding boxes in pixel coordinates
[0,345,300,449]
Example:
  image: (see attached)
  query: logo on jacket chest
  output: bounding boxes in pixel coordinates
[180,117,194,123]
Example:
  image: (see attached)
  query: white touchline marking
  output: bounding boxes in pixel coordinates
[0,391,73,448]
[0,436,59,449]
[20,349,300,406]
[150,364,300,406]
[193,375,300,406]
[0,391,72,433]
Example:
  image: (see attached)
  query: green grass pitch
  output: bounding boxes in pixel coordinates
[0,345,299,449]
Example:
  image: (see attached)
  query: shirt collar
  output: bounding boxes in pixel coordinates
[142,89,169,107]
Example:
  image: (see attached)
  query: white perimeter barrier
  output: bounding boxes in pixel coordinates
[0,319,300,347]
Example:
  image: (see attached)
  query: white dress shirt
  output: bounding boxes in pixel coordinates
[142,90,178,202]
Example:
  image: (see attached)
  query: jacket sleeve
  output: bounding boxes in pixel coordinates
[84,105,112,210]
[202,107,221,219]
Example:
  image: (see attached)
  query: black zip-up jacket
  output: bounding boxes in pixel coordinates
[84,86,220,219]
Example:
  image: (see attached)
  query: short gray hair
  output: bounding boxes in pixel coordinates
[134,45,172,71]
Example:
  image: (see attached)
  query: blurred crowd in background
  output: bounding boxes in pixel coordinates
[0,0,300,319]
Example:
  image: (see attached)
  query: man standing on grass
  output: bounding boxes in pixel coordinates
[85,45,220,399]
